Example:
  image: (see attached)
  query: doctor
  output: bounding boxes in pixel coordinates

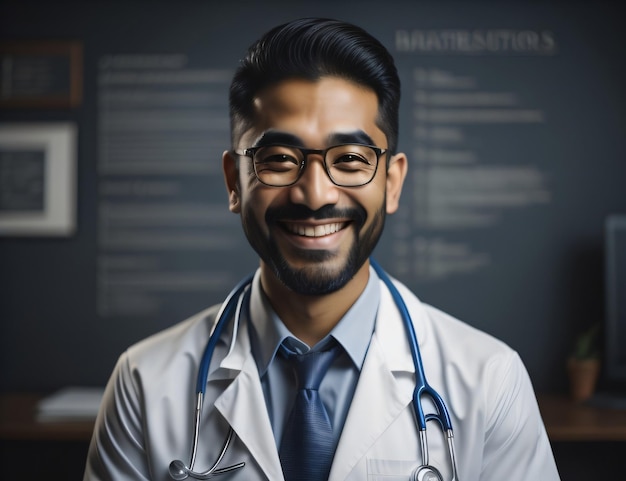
[85,18,560,481]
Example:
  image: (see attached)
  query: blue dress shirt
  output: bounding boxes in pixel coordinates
[247,268,380,447]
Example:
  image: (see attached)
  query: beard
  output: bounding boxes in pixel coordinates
[241,201,386,296]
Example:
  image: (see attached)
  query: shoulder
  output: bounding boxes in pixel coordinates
[87,305,222,479]
[122,305,221,376]
[101,304,224,428]
[391,277,512,352]
[386,276,521,384]
[378,276,557,477]
[422,302,512,356]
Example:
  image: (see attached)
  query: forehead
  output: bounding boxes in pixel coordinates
[239,76,385,148]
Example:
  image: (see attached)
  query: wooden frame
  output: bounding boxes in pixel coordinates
[0,123,77,236]
[0,41,83,109]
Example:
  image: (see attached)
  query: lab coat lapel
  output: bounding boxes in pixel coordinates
[329,279,415,481]
[212,316,285,481]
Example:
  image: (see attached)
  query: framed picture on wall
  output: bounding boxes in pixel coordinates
[0,41,83,109]
[0,123,77,236]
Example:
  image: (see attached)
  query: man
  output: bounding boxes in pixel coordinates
[85,18,560,481]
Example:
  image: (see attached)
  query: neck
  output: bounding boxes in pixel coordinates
[259,261,370,347]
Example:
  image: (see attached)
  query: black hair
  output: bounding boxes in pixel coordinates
[229,17,401,153]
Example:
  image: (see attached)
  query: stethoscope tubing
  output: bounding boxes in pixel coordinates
[175,260,458,480]
[171,274,253,480]
[370,259,453,432]
[195,273,254,395]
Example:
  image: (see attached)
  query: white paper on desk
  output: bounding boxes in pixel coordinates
[36,386,105,422]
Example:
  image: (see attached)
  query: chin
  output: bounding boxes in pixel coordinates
[271,250,362,296]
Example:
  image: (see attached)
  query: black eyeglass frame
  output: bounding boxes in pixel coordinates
[234,143,388,188]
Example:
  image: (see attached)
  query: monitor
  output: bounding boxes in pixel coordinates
[605,214,626,388]
[590,215,626,408]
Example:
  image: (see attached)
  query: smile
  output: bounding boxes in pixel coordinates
[282,221,348,238]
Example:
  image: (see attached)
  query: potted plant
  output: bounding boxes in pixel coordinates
[567,323,601,402]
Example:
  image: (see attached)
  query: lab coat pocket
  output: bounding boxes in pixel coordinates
[366,458,415,480]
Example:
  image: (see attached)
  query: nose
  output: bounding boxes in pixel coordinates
[288,155,340,210]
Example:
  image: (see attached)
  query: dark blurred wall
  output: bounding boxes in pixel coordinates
[1,0,625,395]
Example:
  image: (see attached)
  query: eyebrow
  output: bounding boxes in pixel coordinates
[252,130,377,148]
[253,131,304,148]
[330,131,376,146]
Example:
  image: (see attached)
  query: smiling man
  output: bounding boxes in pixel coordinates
[85,18,560,481]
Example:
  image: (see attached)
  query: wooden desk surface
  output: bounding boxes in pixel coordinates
[538,393,626,441]
[0,393,95,441]
[2,392,626,442]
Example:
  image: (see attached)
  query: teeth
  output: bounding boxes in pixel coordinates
[286,222,344,237]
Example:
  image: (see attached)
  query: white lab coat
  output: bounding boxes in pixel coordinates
[84,270,560,481]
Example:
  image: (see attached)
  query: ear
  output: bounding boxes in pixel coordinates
[385,152,408,214]
[222,150,241,213]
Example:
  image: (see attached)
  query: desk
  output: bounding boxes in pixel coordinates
[0,393,94,441]
[537,394,626,441]
[1,392,625,480]
[0,393,94,479]
[2,392,626,443]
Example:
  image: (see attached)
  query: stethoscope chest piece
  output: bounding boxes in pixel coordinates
[411,464,444,481]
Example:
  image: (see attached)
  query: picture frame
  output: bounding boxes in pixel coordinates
[0,123,77,236]
[0,41,83,109]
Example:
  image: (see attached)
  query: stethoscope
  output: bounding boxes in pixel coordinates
[169,259,459,481]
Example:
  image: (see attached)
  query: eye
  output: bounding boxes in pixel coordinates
[334,153,370,165]
[254,147,300,172]
[330,148,375,171]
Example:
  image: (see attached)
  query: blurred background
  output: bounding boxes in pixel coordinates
[1,0,625,478]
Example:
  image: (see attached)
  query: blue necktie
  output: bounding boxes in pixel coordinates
[279,343,340,481]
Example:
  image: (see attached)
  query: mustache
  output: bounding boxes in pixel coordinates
[265,204,367,227]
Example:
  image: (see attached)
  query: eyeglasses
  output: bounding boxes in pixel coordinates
[235,143,387,187]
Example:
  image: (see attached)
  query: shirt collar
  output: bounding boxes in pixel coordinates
[248,266,380,376]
